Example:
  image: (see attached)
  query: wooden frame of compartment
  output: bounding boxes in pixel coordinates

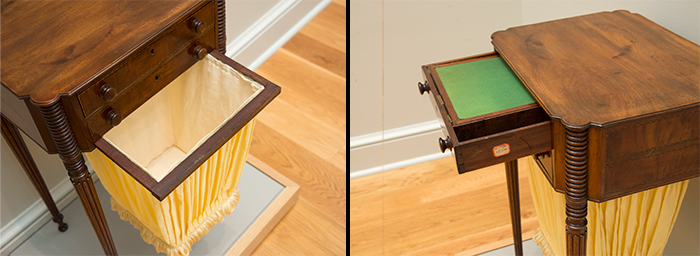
[94,50,281,200]
[421,51,552,174]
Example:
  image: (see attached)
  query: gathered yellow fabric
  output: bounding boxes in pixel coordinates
[85,118,254,256]
[526,157,688,256]
[83,54,264,255]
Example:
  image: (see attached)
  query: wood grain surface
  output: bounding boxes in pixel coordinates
[77,2,217,118]
[492,10,700,127]
[350,157,537,255]
[85,31,217,139]
[0,0,205,105]
[244,1,346,255]
[298,1,345,53]
[454,121,552,174]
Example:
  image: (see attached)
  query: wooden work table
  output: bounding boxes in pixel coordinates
[421,10,699,256]
[1,0,280,254]
[493,11,699,255]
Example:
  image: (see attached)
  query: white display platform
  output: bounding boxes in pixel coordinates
[10,155,298,255]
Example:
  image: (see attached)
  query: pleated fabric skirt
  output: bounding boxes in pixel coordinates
[526,156,688,256]
[85,119,254,256]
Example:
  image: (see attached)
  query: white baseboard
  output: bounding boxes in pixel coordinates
[226,0,332,70]
[225,0,301,60]
[350,120,443,150]
[350,120,452,178]
[1,166,98,256]
[350,151,452,179]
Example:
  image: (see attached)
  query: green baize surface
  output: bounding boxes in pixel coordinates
[435,57,536,120]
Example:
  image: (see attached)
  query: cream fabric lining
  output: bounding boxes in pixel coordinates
[102,54,264,181]
[526,157,688,256]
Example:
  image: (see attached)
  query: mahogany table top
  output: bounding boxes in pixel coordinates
[492,10,699,127]
[1,0,204,106]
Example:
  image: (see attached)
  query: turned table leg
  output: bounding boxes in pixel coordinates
[39,103,118,255]
[1,115,68,232]
[217,0,226,53]
[505,159,523,256]
[564,126,588,256]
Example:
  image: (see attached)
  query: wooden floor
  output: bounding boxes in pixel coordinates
[245,0,346,255]
[350,157,539,255]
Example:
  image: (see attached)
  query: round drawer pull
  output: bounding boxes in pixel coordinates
[438,136,453,153]
[104,108,122,126]
[192,45,207,60]
[98,84,116,102]
[418,81,429,95]
[189,18,206,34]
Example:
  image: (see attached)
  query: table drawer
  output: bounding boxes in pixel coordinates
[89,51,280,200]
[78,1,216,118]
[421,52,552,174]
[86,29,215,137]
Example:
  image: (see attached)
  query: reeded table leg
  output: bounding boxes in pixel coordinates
[564,126,588,256]
[39,103,118,255]
[217,0,226,53]
[505,159,523,256]
[1,115,68,232]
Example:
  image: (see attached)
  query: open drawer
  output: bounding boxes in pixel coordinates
[89,51,280,201]
[420,52,552,174]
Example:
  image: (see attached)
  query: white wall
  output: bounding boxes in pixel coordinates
[0,133,67,227]
[0,0,329,252]
[349,0,700,174]
[227,0,332,69]
[350,1,525,176]
[520,1,700,45]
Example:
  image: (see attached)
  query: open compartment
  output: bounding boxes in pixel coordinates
[91,51,279,200]
[85,51,280,255]
[421,52,552,174]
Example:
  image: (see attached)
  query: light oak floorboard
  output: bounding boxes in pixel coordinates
[256,49,346,108]
[242,1,346,255]
[350,157,539,255]
[254,97,344,163]
[299,2,346,53]
[283,31,346,78]
[252,198,346,256]
[254,49,346,164]
[249,243,284,256]
[330,144,346,172]
[250,122,346,225]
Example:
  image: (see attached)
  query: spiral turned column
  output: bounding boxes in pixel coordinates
[39,102,118,255]
[217,0,226,54]
[564,126,589,256]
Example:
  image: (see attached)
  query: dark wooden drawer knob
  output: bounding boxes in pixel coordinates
[104,108,122,126]
[192,45,207,60]
[439,136,453,153]
[98,84,116,102]
[189,18,206,34]
[418,81,429,95]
